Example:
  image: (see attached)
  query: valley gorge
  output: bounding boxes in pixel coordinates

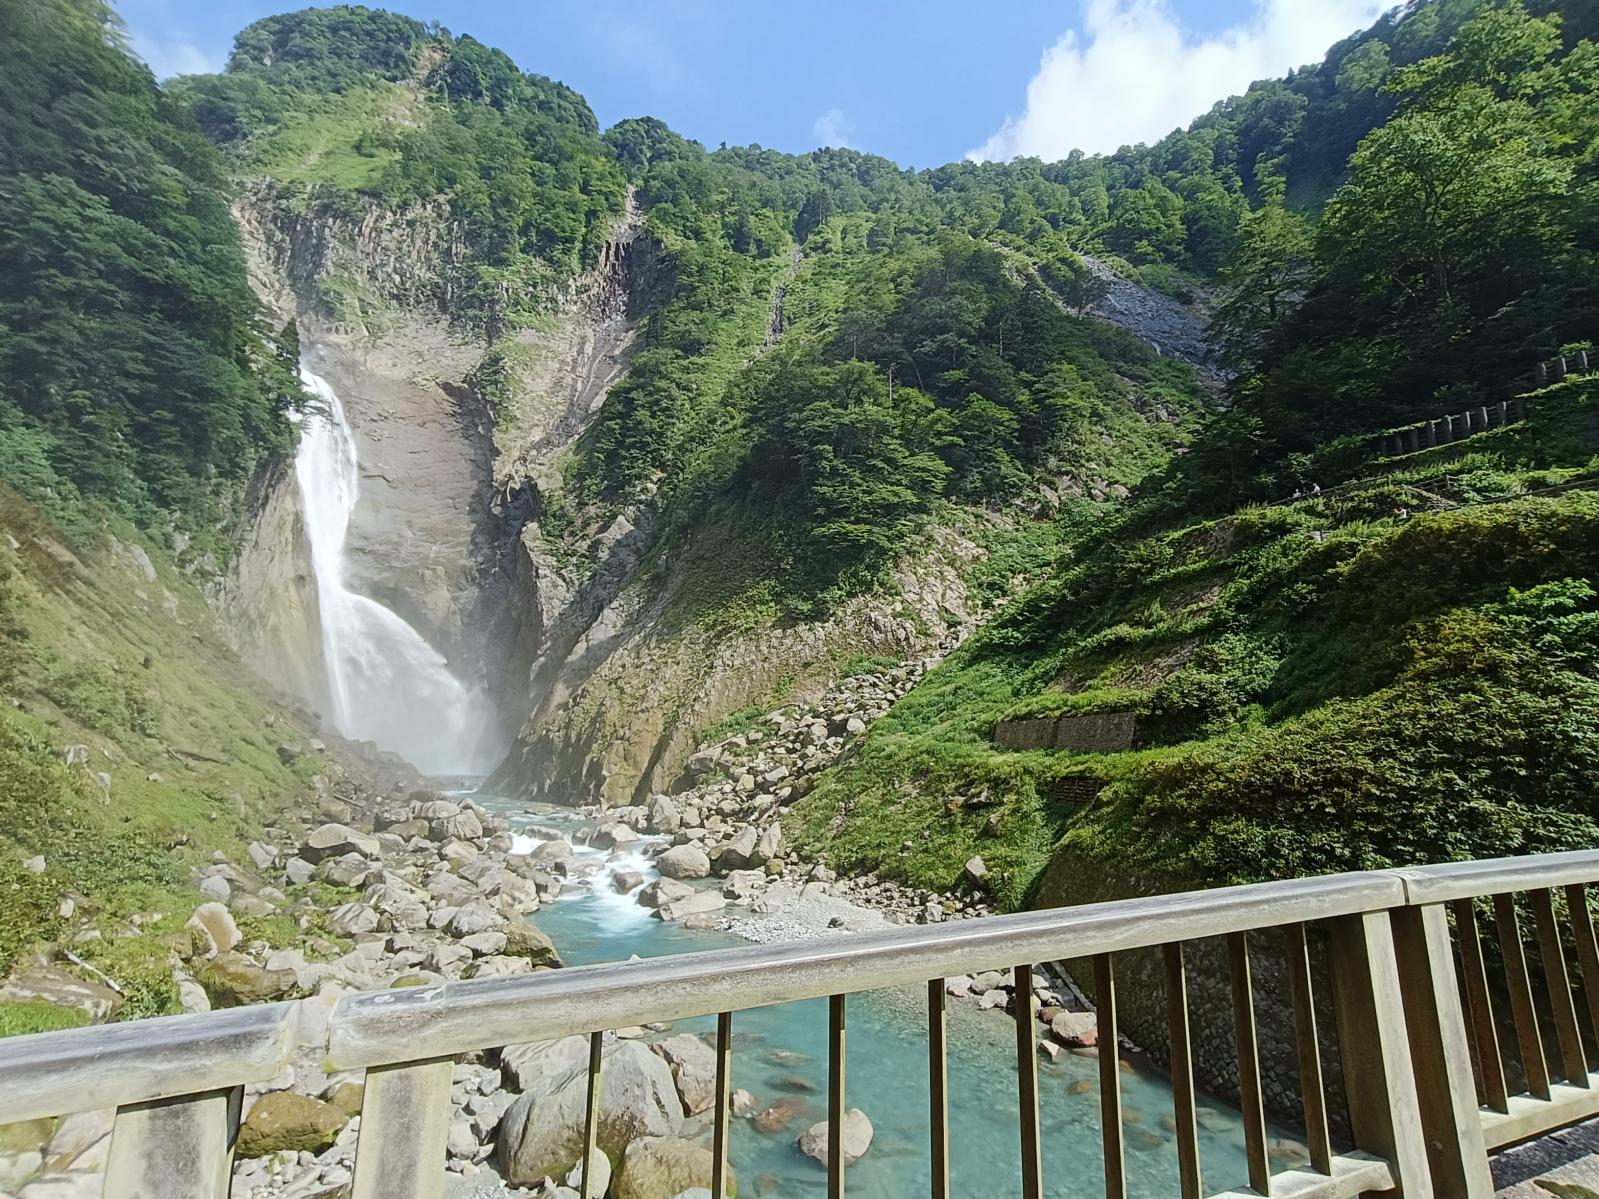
[2,0,1599,1196]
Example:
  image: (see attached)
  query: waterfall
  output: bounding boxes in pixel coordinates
[291,367,499,776]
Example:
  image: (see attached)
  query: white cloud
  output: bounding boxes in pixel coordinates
[131,31,224,80]
[812,108,856,150]
[972,0,1390,161]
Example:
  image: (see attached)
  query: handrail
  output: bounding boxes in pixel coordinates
[331,869,1401,1069]
[0,1001,299,1126]
[0,868,1401,1121]
[1392,848,1599,905]
[9,848,1599,1199]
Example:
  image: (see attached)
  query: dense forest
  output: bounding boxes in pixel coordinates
[0,0,302,554]
[2,0,1597,915]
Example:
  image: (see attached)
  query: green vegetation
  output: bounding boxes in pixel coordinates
[0,485,326,1008]
[790,3,1599,907]
[0,0,301,552]
[174,6,626,333]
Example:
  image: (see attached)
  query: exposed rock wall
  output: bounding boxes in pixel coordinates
[216,462,328,715]
[492,526,983,808]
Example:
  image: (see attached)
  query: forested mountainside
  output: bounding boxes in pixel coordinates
[1,0,1597,967]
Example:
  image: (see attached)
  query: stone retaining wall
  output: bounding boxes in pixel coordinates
[994,710,1141,752]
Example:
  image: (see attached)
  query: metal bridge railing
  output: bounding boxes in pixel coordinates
[7,849,1599,1199]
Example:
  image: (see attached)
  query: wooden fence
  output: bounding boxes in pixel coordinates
[8,849,1599,1199]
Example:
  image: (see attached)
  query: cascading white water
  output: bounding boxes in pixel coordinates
[291,367,499,776]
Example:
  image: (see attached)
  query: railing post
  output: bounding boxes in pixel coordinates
[1390,904,1494,1199]
[104,1086,241,1199]
[351,1057,453,1199]
[1327,911,1434,1199]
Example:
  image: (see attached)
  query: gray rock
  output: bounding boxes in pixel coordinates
[637,879,695,910]
[656,845,710,881]
[499,1041,682,1185]
[656,891,726,923]
[328,902,379,937]
[647,795,681,834]
[797,1108,873,1167]
[654,1033,718,1114]
[449,902,502,937]
[300,824,380,864]
[284,857,316,886]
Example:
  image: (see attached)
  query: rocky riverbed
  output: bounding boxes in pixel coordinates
[0,651,1229,1199]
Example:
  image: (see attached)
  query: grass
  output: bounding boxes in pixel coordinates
[245,84,406,191]
[788,376,1599,909]
[0,485,329,1022]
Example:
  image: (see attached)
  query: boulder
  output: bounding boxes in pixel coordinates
[797,1108,873,1167]
[963,856,989,887]
[754,824,782,864]
[198,875,230,903]
[653,1033,718,1114]
[637,879,695,910]
[502,1034,593,1095]
[0,965,121,1025]
[499,1040,683,1185]
[647,795,681,835]
[299,823,380,864]
[721,870,766,900]
[717,827,759,872]
[236,1092,347,1158]
[449,902,503,937]
[432,810,483,842]
[196,952,297,1007]
[284,857,315,886]
[328,902,379,937]
[655,891,726,923]
[185,902,240,957]
[615,1136,734,1199]
[465,955,535,979]
[504,920,563,968]
[1049,1011,1098,1048]
[656,846,710,881]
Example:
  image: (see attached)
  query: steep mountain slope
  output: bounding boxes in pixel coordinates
[789,0,1599,909]
[166,8,1214,797]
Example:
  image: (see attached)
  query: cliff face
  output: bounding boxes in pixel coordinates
[225,185,510,731]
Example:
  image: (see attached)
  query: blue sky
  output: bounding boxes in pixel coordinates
[120,0,1390,167]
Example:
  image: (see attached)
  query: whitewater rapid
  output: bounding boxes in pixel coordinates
[291,367,499,776]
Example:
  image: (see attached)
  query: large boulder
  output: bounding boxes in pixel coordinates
[615,1136,734,1199]
[0,965,121,1025]
[299,823,380,864]
[501,1035,593,1095]
[656,846,710,881]
[1049,1010,1097,1048]
[653,1034,718,1115]
[647,795,682,835]
[636,879,695,910]
[235,1092,347,1157]
[432,809,483,842]
[656,891,725,923]
[505,920,563,968]
[754,824,782,864]
[714,827,759,873]
[797,1109,873,1167]
[185,902,240,958]
[499,1040,683,1185]
[196,952,298,1007]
